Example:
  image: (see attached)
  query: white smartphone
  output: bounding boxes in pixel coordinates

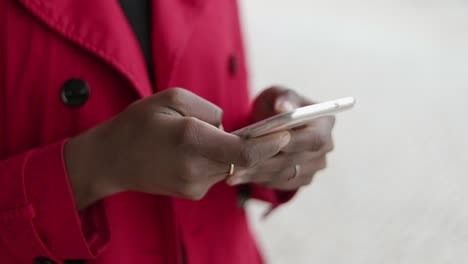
[232,97,355,138]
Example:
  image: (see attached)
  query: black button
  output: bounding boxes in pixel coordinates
[34,257,56,264]
[228,54,238,76]
[64,260,86,264]
[61,79,90,107]
[237,185,251,208]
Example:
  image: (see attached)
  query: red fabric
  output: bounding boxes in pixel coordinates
[0,0,295,263]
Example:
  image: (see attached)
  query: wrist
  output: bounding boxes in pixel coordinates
[64,128,120,209]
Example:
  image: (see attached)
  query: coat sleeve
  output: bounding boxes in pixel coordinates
[238,184,298,216]
[0,139,109,263]
[249,184,297,209]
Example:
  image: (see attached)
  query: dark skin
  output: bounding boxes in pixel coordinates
[227,87,335,190]
[65,87,334,210]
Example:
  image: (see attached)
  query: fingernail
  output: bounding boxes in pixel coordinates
[219,124,225,131]
[279,132,291,148]
[275,99,295,113]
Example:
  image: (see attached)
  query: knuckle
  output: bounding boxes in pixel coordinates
[278,89,300,104]
[162,88,191,109]
[238,145,258,167]
[302,175,315,186]
[176,168,202,199]
[179,161,197,183]
[179,174,192,186]
[178,117,201,146]
[309,131,327,151]
[164,87,187,101]
[318,157,327,170]
[202,102,223,127]
[211,106,224,127]
[133,104,158,132]
[180,184,207,200]
[177,161,211,200]
[279,167,294,180]
[303,151,319,162]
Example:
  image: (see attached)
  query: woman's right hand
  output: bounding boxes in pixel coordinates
[65,88,291,209]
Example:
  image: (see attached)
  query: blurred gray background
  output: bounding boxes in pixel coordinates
[240,0,468,263]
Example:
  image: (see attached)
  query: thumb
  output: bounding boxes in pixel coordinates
[274,91,302,113]
[274,97,297,113]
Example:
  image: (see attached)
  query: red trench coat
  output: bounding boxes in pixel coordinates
[0,0,295,263]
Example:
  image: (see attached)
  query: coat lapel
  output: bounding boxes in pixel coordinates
[17,0,211,97]
[151,0,211,90]
[17,0,153,97]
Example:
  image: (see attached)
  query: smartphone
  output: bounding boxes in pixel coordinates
[232,97,355,138]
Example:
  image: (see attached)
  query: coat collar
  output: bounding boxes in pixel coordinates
[17,0,210,97]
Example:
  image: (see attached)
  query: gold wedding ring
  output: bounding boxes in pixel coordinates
[228,164,235,176]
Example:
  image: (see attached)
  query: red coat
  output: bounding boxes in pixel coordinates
[0,0,294,263]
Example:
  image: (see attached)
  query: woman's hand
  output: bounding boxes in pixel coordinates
[65,88,291,209]
[227,87,335,191]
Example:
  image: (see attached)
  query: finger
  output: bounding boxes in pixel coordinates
[227,152,318,185]
[153,87,223,127]
[252,86,305,122]
[268,155,326,185]
[273,88,310,113]
[282,116,335,152]
[262,157,327,188]
[188,155,234,180]
[299,156,327,177]
[252,87,286,120]
[226,140,331,186]
[176,117,291,167]
[294,159,327,187]
[240,153,306,183]
[304,139,334,159]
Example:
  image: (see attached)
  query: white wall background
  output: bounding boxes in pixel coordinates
[240,1,468,263]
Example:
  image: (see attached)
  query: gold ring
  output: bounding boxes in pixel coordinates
[228,164,235,176]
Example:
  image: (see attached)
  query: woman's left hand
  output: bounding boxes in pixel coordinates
[227,87,335,191]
